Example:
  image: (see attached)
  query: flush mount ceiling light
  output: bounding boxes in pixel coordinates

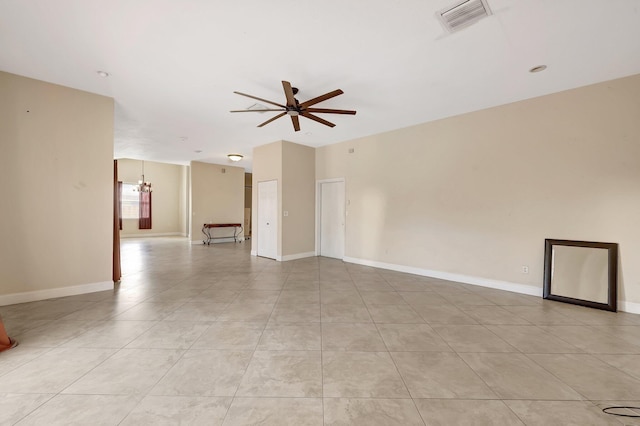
[97,70,109,78]
[228,154,243,162]
[529,65,548,73]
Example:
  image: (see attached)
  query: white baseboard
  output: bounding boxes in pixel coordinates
[121,232,183,238]
[618,300,640,315]
[343,256,543,297]
[280,252,316,262]
[343,256,640,315]
[0,281,113,306]
[248,251,314,261]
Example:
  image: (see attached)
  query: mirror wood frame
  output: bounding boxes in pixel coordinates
[543,239,618,312]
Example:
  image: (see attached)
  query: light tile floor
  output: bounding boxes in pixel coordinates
[1,237,640,425]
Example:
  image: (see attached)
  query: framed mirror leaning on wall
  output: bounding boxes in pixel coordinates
[543,239,618,312]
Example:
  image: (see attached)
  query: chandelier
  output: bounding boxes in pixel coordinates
[135,160,152,193]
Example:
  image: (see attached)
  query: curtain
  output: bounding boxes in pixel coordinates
[113,160,121,282]
[139,191,152,229]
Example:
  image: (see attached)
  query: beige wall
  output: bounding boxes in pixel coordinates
[0,71,114,301]
[190,161,244,243]
[317,73,640,307]
[179,165,190,237]
[282,141,316,257]
[251,141,316,259]
[244,172,253,208]
[117,158,188,237]
[251,141,283,256]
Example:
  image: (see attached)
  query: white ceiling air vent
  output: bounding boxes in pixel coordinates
[438,0,492,33]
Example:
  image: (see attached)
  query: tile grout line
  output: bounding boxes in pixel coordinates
[351,269,428,425]
[219,260,288,424]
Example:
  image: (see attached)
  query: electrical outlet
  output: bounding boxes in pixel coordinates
[522,265,529,274]
[283,211,288,217]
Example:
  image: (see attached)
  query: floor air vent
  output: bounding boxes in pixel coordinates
[438,0,492,33]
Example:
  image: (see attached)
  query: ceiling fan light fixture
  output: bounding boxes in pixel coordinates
[287,110,299,116]
[228,154,243,162]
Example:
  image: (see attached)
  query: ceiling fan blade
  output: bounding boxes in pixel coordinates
[305,108,356,115]
[301,112,335,128]
[291,115,301,132]
[233,91,286,108]
[282,81,297,107]
[257,112,286,127]
[299,89,344,108]
[230,109,285,113]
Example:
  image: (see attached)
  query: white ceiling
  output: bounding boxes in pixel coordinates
[2,1,640,170]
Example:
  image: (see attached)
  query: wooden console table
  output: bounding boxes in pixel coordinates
[202,223,243,244]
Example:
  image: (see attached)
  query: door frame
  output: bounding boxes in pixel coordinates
[315,178,346,258]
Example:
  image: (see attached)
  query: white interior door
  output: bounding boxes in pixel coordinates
[257,180,278,259]
[320,180,345,259]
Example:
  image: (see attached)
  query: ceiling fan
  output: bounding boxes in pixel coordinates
[231,81,356,132]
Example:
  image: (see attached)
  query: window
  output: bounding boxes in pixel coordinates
[121,183,139,219]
